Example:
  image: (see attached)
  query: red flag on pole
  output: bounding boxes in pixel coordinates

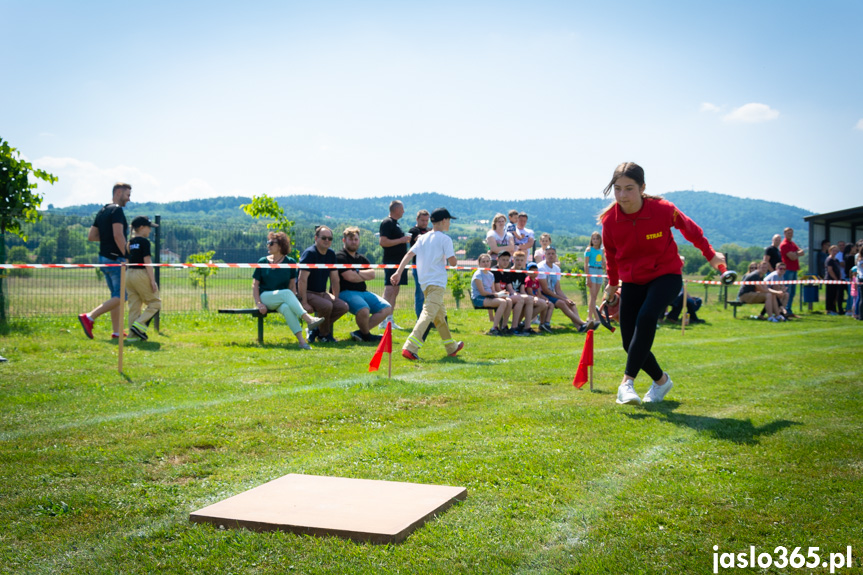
[368,322,393,372]
[573,329,594,389]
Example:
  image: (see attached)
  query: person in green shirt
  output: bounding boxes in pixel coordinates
[252,232,324,350]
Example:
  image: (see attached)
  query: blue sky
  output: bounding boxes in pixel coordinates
[3,0,861,213]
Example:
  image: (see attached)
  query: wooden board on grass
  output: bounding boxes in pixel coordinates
[190,473,467,544]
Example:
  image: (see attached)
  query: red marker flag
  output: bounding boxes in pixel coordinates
[573,329,594,389]
[368,322,393,372]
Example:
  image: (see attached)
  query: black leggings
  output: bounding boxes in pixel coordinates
[620,274,682,381]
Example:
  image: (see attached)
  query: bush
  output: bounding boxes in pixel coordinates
[7,246,32,278]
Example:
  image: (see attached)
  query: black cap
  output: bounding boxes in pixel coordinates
[430,207,456,223]
[131,216,157,228]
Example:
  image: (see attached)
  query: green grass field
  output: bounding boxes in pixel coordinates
[1,301,861,574]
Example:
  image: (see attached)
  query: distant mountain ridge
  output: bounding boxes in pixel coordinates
[51,191,813,248]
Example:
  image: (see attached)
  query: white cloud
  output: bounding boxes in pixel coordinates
[33,156,161,207]
[700,102,721,113]
[855,119,863,131]
[173,178,223,200]
[30,159,232,207]
[723,103,780,123]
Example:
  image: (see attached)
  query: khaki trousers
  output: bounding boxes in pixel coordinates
[404,285,457,355]
[126,268,162,328]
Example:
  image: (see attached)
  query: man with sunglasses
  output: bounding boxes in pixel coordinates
[298,226,348,342]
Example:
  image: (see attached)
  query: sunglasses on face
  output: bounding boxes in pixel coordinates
[318,235,333,241]
[267,240,277,246]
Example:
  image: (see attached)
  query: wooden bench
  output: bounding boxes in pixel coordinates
[219,309,265,343]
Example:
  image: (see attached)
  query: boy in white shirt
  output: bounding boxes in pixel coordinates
[390,208,464,360]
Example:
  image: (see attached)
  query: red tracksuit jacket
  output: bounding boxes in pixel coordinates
[601,197,715,287]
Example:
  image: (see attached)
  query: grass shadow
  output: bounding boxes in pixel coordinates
[626,401,802,445]
[123,341,163,351]
[0,320,37,336]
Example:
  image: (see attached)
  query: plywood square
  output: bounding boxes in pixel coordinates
[190,473,467,544]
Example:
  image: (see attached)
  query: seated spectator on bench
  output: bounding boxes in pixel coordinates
[253,231,324,350]
[336,226,392,343]
[472,253,512,336]
[764,262,791,318]
[538,246,591,333]
[525,261,553,332]
[737,261,787,322]
[510,250,548,334]
[298,226,349,343]
[493,251,526,335]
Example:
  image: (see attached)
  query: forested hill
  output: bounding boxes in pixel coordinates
[52,191,813,248]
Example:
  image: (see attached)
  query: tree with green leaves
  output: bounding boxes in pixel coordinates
[241,194,297,258]
[0,138,58,323]
[464,237,487,260]
[186,250,219,310]
[449,270,469,309]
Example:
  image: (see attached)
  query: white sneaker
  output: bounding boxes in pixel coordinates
[616,379,641,405]
[643,373,673,403]
[379,316,392,330]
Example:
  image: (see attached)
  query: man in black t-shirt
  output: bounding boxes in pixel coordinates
[337,227,392,343]
[298,226,349,342]
[379,200,411,329]
[78,182,132,340]
[763,234,782,272]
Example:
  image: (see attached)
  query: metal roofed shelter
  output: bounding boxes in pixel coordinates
[803,205,863,272]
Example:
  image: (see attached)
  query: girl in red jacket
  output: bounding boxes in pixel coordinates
[599,162,725,405]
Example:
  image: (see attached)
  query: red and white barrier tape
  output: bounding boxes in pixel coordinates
[0,262,853,285]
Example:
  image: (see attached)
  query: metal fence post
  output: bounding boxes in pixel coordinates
[154,214,161,331]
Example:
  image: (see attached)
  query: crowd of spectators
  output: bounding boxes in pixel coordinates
[77,182,858,349]
[822,239,862,318]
